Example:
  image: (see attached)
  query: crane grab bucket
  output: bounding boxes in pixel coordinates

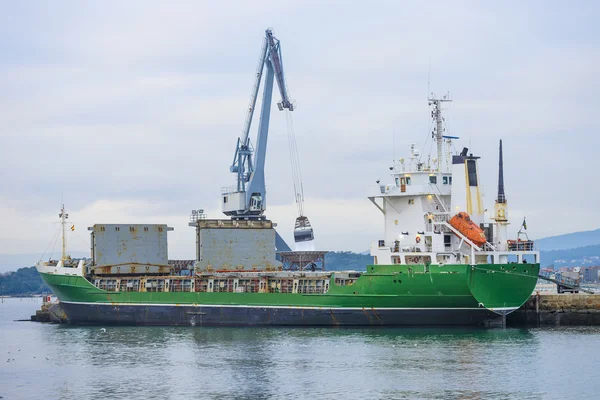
[293,216,314,243]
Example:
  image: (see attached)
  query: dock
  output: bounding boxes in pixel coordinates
[507,292,600,326]
[30,298,68,324]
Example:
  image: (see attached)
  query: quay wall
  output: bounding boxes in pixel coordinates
[507,293,600,326]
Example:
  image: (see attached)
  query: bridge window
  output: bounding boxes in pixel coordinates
[443,176,448,184]
[408,199,415,205]
[223,196,228,204]
[406,177,411,185]
[395,177,400,187]
[429,176,437,184]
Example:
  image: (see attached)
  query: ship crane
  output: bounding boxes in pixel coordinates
[222,29,294,220]
[221,29,315,246]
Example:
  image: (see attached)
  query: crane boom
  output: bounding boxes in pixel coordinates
[266,32,293,111]
[222,29,294,219]
[239,37,268,153]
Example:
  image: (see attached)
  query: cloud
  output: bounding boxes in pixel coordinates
[1,1,599,258]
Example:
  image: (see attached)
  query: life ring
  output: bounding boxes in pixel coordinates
[416,236,421,243]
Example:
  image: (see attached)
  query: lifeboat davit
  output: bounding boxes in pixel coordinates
[448,212,486,247]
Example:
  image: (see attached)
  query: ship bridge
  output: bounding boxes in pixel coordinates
[368,96,540,275]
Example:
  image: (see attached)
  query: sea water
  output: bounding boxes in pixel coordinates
[1,297,599,399]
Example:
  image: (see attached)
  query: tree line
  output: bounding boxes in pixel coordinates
[0,266,51,296]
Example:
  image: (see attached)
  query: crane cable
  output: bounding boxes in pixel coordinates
[285,110,305,217]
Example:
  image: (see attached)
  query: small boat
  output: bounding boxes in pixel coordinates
[449,212,487,247]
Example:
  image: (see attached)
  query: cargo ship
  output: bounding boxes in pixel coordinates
[36,92,540,326]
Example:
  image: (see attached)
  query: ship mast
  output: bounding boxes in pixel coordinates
[428,93,452,171]
[59,204,68,261]
[493,140,509,253]
[497,139,506,204]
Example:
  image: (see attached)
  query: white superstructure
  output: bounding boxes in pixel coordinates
[369,95,539,267]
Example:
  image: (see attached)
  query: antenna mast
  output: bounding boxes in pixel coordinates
[59,204,68,260]
[428,92,452,171]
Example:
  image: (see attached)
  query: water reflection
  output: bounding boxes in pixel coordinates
[32,326,544,399]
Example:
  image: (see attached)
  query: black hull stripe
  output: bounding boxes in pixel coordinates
[60,302,502,326]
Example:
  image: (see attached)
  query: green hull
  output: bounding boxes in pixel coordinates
[39,263,539,326]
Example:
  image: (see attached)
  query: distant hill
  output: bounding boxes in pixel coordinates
[535,229,600,251]
[325,251,371,271]
[540,244,600,268]
[0,266,50,296]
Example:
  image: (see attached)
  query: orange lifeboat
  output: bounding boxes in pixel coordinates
[448,212,486,247]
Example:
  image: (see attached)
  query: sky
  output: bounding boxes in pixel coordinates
[1,1,599,263]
